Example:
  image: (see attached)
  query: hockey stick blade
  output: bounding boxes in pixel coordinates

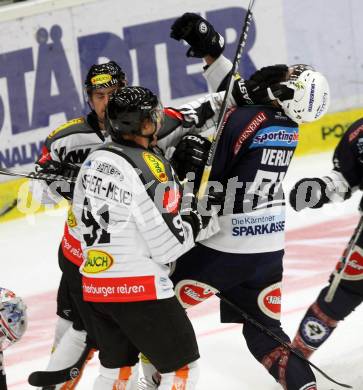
[28,345,92,387]
[217,293,352,388]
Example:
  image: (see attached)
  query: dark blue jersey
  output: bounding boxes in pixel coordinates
[332,117,363,189]
[210,105,298,213]
[201,105,298,254]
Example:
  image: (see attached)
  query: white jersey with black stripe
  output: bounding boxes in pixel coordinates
[72,147,195,302]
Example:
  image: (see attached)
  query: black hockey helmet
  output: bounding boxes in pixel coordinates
[105,86,164,142]
[84,61,126,94]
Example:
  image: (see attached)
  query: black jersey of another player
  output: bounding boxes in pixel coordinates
[332,117,363,189]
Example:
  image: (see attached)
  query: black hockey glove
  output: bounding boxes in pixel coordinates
[289,177,330,211]
[170,134,212,188]
[170,12,224,58]
[180,193,212,240]
[35,160,80,179]
[34,160,80,201]
[232,64,292,106]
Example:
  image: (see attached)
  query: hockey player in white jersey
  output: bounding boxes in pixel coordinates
[29,61,127,388]
[69,86,221,390]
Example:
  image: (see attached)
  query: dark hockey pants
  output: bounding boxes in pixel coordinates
[294,231,363,355]
[171,244,317,389]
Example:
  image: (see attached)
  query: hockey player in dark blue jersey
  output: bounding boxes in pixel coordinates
[166,62,330,390]
[289,117,363,359]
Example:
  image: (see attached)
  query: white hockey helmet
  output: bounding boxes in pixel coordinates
[271,64,330,124]
[0,288,27,351]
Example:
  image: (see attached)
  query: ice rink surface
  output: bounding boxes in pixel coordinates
[1,151,362,389]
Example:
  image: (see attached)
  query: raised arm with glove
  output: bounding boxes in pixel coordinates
[170,12,225,58]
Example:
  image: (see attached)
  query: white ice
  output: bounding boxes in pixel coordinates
[1,151,362,389]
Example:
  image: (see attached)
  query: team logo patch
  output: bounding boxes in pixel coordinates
[301,316,330,344]
[174,280,217,309]
[67,207,77,228]
[83,250,114,274]
[162,188,181,214]
[339,245,363,280]
[89,160,124,180]
[91,73,112,85]
[233,111,268,155]
[142,152,168,182]
[257,283,281,320]
[48,117,84,138]
[251,127,299,148]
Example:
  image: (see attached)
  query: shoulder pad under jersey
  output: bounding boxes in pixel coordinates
[46,117,95,142]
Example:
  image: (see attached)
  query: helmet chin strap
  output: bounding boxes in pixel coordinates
[137,121,158,142]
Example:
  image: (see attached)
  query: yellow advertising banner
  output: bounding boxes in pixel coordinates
[295,108,363,156]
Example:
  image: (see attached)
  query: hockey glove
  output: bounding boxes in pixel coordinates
[180,193,204,240]
[180,193,214,239]
[35,160,80,179]
[170,12,225,58]
[289,177,331,211]
[170,134,211,188]
[232,64,292,106]
[34,160,80,201]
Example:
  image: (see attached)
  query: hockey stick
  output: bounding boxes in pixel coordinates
[178,279,351,388]
[0,351,7,390]
[216,292,352,388]
[0,167,76,184]
[197,0,255,199]
[28,344,93,387]
[325,196,363,302]
[0,199,17,218]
